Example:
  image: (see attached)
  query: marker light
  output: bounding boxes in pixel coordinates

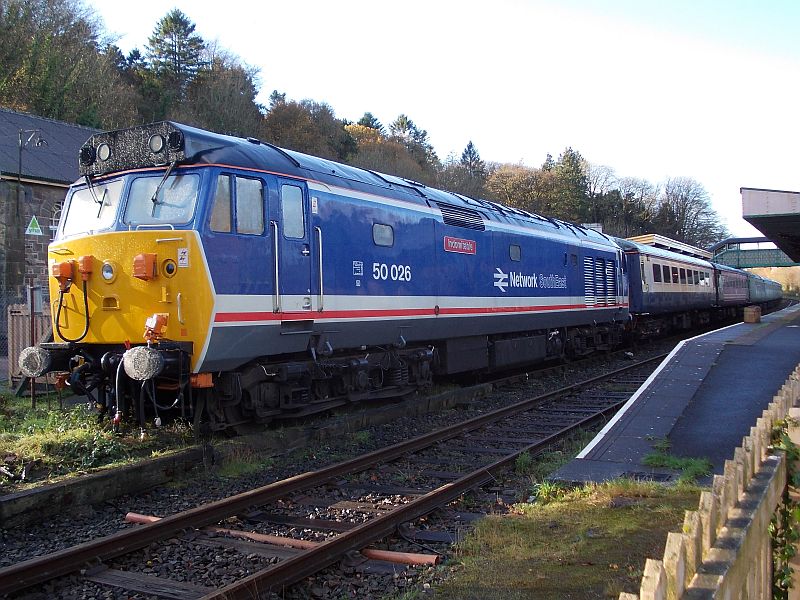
[148,134,165,153]
[97,143,111,161]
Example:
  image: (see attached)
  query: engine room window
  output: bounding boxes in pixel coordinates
[510,245,521,262]
[652,264,662,282]
[125,173,199,225]
[571,254,578,266]
[373,223,394,247]
[662,265,670,283]
[209,175,232,232]
[281,184,305,239]
[236,177,264,235]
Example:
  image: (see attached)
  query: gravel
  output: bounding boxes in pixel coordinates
[1,340,677,599]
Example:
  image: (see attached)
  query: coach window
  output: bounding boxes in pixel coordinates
[281,184,305,239]
[236,177,264,235]
[671,266,679,284]
[209,174,232,232]
[652,263,662,282]
[662,265,670,284]
[510,244,521,262]
[694,270,699,285]
[373,223,394,247]
[679,268,686,284]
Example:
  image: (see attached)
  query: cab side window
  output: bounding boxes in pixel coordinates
[281,184,305,239]
[236,177,264,234]
[210,175,232,232]
[210,174,264,235]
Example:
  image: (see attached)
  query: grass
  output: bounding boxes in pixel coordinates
[0,390,194,489]
[435,480,702,600]
[216,445,275,478]
[642,438,713,483]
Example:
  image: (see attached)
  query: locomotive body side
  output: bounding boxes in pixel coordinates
[20,121,632,427]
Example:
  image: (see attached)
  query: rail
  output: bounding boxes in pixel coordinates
[0,355,666,596]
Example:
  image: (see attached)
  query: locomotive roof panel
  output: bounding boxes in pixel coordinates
[78,121,616,247]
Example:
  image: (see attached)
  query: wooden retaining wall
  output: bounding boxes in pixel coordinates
[621,365,800,600]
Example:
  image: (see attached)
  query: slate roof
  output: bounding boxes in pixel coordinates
[0,108,99,185]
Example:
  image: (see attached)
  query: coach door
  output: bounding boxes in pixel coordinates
[272,181,313,313]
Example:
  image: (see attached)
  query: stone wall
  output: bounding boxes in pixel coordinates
[0,179,65,300]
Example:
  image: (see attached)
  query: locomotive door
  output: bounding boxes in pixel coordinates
[272,181,313,313]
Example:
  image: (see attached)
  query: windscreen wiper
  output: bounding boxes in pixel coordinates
[95,187,108,219]
[151,161,177,216]
[84,174,102,206]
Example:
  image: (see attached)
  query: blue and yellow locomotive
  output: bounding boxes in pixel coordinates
[19,121,779,429]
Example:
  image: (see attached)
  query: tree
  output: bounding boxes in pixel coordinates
[0,0,137,126]
[175,49,263,137]
[654,177,728,248]
[357,112,384,134]
[484,164,539,210]
[389,114,439,176]
[268,89,286,109]
[145,9,205,100]
[345,123,431,183]
[460,141,487,179]
[261,98,355,161]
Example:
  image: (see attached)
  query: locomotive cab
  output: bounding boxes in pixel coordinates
[20,123,217,426]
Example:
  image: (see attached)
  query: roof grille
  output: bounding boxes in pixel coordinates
[435,202,485,231]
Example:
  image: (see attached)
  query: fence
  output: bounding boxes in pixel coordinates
[6,298,51,387]
[621,365,800,599]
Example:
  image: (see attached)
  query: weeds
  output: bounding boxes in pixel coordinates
[514,451,533,474]
[214,443,275,479]
[642,439,712,484]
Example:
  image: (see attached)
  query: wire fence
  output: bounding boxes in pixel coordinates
[1,288,51,389]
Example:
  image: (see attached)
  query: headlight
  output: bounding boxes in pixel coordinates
[97,143,112,161]
[101,262,115,282]
[148,134,165,153]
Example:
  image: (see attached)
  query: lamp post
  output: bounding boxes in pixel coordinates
[15,129,47,406]
[17,128,48,187]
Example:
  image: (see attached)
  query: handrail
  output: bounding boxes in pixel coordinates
[315,226,324,312]
[271,221,281,313]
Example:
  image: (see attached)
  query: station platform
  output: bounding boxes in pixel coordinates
[553,303,800,484]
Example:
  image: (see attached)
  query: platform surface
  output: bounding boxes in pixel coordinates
[553,303,800,484]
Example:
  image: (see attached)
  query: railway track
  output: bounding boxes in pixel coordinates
[0,354,665,599]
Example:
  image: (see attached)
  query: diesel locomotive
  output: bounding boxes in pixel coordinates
[18,122,781,429]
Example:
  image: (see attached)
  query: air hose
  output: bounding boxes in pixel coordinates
[55,279,90,343]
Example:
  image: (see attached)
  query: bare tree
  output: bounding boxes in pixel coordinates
[655,177,728,248]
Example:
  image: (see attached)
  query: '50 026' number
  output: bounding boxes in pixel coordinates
[372,263,412,282]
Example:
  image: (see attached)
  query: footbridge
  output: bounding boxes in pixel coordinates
[710,236,800,268]
[741,187,800,264]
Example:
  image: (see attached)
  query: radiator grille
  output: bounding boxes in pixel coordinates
[435,202,485,231]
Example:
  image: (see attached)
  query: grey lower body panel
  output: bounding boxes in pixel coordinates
[200,306,629,372]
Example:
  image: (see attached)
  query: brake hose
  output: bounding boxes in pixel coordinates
[55,279,90,343]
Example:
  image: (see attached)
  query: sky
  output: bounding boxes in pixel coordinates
[85,0,800,237]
